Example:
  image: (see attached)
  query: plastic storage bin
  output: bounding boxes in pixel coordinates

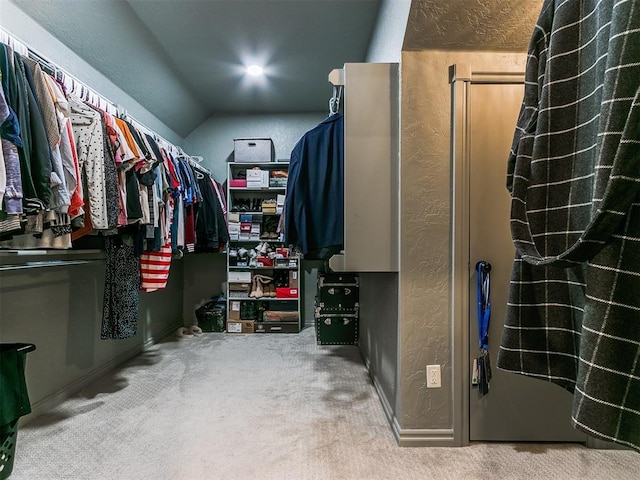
[1,343,36,480]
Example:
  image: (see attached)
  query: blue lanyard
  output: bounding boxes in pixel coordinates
[476,261,491,352]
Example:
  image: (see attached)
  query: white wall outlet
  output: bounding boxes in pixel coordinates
[426,365,441,388]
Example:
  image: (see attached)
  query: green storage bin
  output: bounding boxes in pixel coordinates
[0,421,18,480]
[315,314,359,345]
[317,273,359,310]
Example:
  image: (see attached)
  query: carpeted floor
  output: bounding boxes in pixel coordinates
[10,327,640,479]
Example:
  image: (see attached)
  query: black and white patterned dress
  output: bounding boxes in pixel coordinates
[101,235,140,340]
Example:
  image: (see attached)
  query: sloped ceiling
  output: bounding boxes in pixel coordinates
[404,0,544,51]
[9,0,381,137]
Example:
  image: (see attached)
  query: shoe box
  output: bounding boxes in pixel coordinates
[229,282,251,298]
[227,320,255,333]
[262,310,299,322]
[315,273,360,345]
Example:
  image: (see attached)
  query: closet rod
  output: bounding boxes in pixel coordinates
[328,68,344,87]
[0,27,211,177]
[0,260,102,272]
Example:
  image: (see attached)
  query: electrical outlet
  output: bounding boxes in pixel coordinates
[426,365,441,388]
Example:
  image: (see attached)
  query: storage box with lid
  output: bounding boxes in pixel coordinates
[234,138,274,163]
[317,273,359,310]
[315,312,359,345]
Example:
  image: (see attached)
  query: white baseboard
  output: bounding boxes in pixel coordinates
[19,322,182,426]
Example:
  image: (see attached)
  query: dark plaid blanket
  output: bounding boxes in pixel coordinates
[498,0,640,450]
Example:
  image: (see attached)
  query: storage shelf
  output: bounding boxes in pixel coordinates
[228,211,281,216]
[228,239,285,243]
[229,161,289,167]
[228,265,298,270]
[229,187,286,192]
[226,156,300,334]
[228,297,298,301]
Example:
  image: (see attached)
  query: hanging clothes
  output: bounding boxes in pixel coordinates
[102,234,140,339]
[69,93,110,230]
[498,0,640,451]
[194,174,227,253]
[284,113,344,260]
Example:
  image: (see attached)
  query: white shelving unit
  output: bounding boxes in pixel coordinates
[226,161,302,333]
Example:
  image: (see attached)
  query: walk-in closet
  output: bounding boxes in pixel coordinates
[1,1,639,479]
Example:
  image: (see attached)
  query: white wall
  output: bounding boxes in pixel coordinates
[184,113,327,182]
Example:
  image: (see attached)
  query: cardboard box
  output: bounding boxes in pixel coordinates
[261,199,277,213]
[228,222,240,234]
[276,287,298,299]
[263,310,299,322]
[240,222,252,233]
[227,320,255,333]
[228,212,240,223]
[228,271,252,283]
[239,214,253,223]
[289,270,298,288]
[229,179,247,188]
[229,283,251,298]
[228,300,242,320]
[234,138,274,163]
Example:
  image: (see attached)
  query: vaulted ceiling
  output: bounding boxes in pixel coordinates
[7,0,544,139]
[9,0,381,137]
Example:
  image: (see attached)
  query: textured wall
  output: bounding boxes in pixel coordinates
[183,113,327,183]
[366,0,412,63]
[404,0,544,51]
[0,255,184,423]
[400,50,527,433]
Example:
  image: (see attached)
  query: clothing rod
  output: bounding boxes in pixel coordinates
[0,260,102,272]
[1,27,211,176]
[328,68,344,86]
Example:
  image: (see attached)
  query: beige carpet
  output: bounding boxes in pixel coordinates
[10,327,640,480]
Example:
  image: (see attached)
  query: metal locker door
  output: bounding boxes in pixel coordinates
[465,80,585,442]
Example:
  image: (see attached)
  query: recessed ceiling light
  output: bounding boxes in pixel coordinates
[246,65,264,76]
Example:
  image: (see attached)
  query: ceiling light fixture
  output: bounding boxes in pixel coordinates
[246,65,264,76]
